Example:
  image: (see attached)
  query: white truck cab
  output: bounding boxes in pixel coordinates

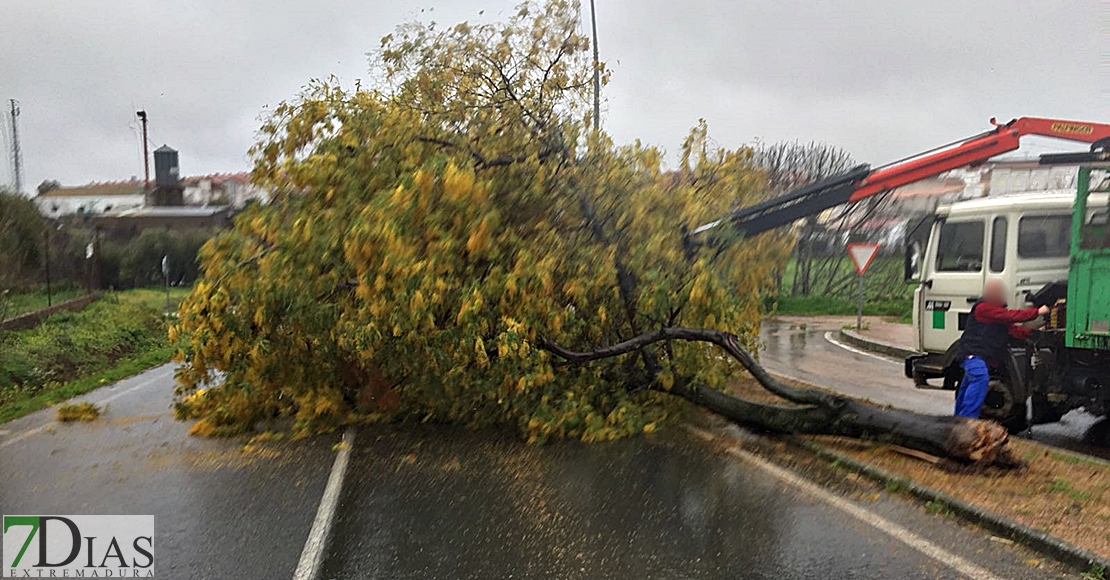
[906,191,1108,385]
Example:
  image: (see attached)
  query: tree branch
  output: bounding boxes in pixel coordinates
[543,327,1015,465]
[539,326,831,405]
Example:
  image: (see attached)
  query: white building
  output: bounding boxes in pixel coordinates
[182,173,268,208]
[34,173,269,217]
[34,181,145,218]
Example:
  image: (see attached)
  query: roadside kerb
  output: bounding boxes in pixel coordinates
[790,436,1110,574]
[838,327,919,360]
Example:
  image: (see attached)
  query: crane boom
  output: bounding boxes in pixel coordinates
[693,117,1110,239]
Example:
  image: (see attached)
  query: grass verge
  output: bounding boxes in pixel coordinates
[815,436,1110,558]
[1,287,87,319]
[770,295,913,322]
[0,345,175,425]
[0,286,190,425]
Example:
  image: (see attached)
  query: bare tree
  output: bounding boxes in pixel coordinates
[753,141,896,300]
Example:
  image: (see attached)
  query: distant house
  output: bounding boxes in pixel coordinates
[979,159,1110,196]
[34,180,145,217]
[183,172,267,208]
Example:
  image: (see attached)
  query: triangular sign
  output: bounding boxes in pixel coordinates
[847,242,881,275]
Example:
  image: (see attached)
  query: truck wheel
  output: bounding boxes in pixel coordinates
[980,379,1028,433]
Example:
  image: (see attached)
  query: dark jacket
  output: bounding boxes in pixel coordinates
[960,300,1039,367]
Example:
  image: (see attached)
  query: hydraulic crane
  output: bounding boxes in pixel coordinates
[700,115,1110,432]
[689,117,1110,239]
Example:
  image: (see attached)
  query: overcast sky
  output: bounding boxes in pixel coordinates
[1,0,1107,192]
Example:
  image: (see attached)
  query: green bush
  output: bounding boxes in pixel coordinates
[118,228,213,288]
[53,227,216,290]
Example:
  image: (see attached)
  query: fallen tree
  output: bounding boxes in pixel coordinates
[540,327,1012,465]
[171,0,1015,468]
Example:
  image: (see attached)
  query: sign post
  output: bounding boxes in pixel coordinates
[161,255,170,312]
[846,242,881,331]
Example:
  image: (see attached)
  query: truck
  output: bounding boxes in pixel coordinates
[905,160,1110,431]
[693,116,1110,431]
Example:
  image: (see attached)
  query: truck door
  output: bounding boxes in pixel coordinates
[1013,213,1073,306]
[921,218,987,353]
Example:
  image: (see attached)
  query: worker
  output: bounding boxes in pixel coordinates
[954,279,1048,419]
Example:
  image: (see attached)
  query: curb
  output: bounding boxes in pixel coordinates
[791,437,1110,574]
[838,327,919,360]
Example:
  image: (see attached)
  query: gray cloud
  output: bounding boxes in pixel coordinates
[1,0,1106,191]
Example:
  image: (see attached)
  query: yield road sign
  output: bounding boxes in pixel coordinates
[847,242,881,275]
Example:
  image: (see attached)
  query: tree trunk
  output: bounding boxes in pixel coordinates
[541,327,1013,466]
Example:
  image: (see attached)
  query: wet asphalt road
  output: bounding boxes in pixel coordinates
[759,317,1110,460]
[0,351,1087,579]
[321,424,1065,579]
[0,364,336,579]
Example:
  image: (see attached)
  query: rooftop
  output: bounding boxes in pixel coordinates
[37,180,144,198]
[37,171,254,199]
[182,172,251,186]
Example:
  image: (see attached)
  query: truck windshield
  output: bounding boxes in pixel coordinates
[1018,215,1071,258]
[935,220,984,272]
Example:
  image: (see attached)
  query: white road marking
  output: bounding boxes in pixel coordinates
[293,428,356,580]
[93,366,174,407]
[825,331,902,366]
[0,365,173,449]
[686,427,1003,580]
[0,424,52,449]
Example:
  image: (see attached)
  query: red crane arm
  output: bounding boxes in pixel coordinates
[848,117,1110,202]
[697,116,1110,240]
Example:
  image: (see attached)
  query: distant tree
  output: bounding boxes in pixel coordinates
[0,189,45,289]
[119,228,215,288]
[37,180,61,196]
[753,141,893,299]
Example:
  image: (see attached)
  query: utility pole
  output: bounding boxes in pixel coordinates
[9,99,23,195]
[136,110,149,190]
[589,0,600,132]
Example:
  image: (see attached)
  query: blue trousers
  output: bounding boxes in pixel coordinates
[954,356,989,418]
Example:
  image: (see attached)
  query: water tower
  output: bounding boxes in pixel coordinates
[149,145,183,205]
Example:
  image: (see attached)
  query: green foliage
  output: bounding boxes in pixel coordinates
[923,500,953,517]
[0,286,85,320]
[119,228,213,288]
[769,295,912,319]
[776,256,913,300]
[0,190,45,289]
[41,226,215,292]
[0,294,169,407]
[173,0,792,441]
[1082,565,1106,580]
